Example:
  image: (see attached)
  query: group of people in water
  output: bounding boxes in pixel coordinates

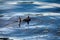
[18,16,31,27]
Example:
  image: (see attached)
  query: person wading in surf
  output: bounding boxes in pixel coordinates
[23,16,31,25]
[18,16,21,27]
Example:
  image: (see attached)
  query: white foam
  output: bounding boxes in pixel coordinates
[43,12,60,16]
[7,12,60,17]
[47,3,60,7]
[0,4,16,9]
[1,12,60,20]
[36,5,54,9]
[0,1,60,10]
[9,34,49,40]
[33,2,47,5]
[49,17,56,19]
[33,2,60,7]
[5,1,18,4]
[0,17,11,20]
[0,27,14,34]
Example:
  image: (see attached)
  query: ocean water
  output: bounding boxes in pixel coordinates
[0,0,60,40]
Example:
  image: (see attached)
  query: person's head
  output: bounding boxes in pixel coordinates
[28,16,29,18]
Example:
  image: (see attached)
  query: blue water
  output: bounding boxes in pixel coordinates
[0,0,60,40]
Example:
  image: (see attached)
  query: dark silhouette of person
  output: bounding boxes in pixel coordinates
[23,16,31,25]
[18,16,21,27]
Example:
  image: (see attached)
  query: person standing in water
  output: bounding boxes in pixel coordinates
[23,16,31,25]
[18,16,21,27]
